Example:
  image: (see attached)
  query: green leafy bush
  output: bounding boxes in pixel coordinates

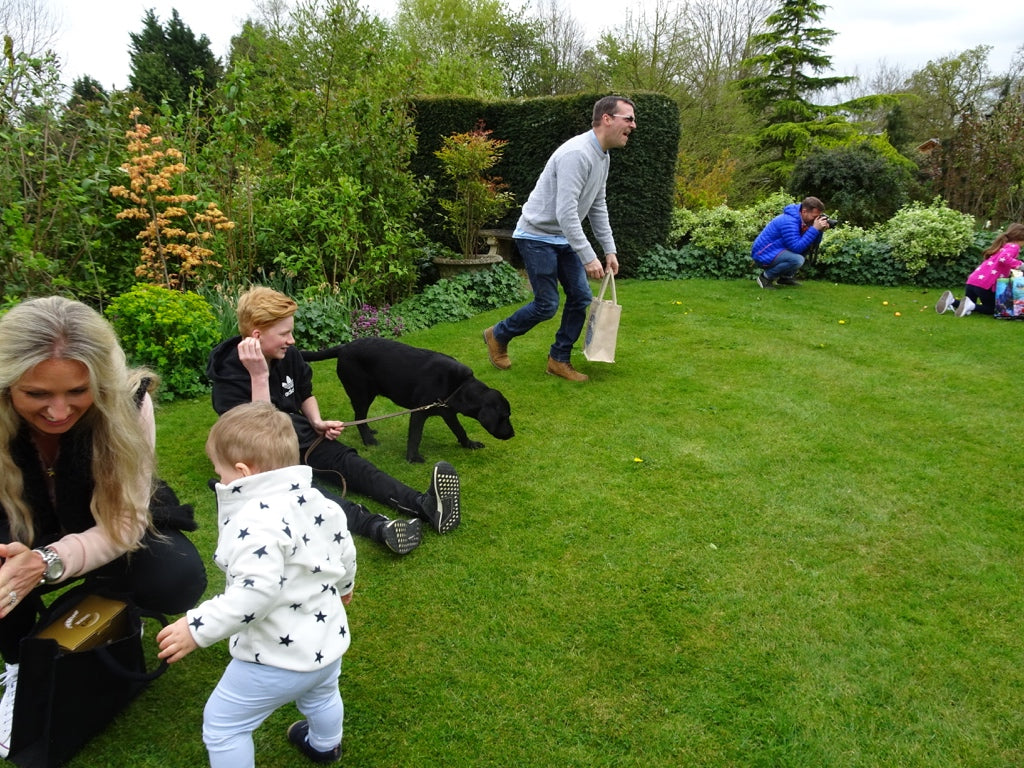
[916,228,996,287]
[875,199,974,275]
[811,227,903,285]
[396,262,530,331]
[292,290,358,350]
[650,195,984,288]
[788,140,915,227]
[105,285,220,401]
[636,244,753,280]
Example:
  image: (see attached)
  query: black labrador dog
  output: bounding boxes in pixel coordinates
[301,338,514,463]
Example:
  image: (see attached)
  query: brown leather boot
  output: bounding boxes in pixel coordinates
[546,356,588,382]
[483,327,511,370]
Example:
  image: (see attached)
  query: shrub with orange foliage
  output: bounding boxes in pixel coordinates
[110,107,234,290]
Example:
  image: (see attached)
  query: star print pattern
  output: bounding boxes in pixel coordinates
[184,465,356,671]
[967,243,1023,290]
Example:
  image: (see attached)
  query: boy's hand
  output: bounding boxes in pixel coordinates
[157,616,199,663]
[312,418,345,440]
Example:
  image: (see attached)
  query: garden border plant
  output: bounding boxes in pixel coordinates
[640,194,994,287]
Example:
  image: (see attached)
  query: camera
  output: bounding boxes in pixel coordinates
[824,215,840,228]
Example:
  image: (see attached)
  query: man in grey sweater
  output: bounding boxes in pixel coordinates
[483,95,634,382]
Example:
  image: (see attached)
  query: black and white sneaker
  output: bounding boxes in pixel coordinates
[287,720,340,764]
[381,518,423,555]
[756,273,777,289]
[424,461,461,534]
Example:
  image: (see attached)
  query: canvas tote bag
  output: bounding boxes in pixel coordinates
[583,271,621,363]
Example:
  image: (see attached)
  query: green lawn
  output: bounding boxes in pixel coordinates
[71,278,1024,767]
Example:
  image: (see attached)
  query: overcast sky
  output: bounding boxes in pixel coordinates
[46,0,1024,91]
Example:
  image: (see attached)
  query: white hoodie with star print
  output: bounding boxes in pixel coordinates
[184,465,356,671]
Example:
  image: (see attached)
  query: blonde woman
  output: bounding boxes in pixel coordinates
[0,296,206,757]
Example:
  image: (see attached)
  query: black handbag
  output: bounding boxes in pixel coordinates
[8,585,169,768]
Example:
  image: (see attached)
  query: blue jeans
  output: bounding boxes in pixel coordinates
[762,250,804,280]
[493,239,592,362]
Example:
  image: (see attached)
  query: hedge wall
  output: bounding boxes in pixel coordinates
[410,93,680,277]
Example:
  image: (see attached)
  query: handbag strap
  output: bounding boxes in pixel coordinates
[95,606,169,683]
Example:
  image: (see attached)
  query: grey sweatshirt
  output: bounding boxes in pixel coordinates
[515,130,617,265]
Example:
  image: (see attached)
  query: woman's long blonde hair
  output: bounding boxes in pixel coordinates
[0,296,157,547]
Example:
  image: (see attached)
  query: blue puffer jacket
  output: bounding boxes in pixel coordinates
[750,203,822,265]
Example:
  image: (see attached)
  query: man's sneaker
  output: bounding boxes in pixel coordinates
[381,517,422,555]
[756,273,777,289]
[0,663,19,759]
[776,275,801,286]
[955,296,976,317]
[287,720,340,764]
[935,290,955,314]
[424,461,461,534]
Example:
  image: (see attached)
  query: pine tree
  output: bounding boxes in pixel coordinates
[127,9,222,113]
[737,0,854,185]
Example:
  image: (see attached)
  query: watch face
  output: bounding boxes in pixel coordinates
[42,548,64,580]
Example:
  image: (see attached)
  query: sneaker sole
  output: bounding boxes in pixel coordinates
[382,519,423,555]
[430,462,461,534]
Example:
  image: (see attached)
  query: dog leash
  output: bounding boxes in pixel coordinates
[301,380,471,477]
[303,400,445,466]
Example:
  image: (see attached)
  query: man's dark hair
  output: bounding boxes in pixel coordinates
[801,196,825,211]
[592,95,634,127]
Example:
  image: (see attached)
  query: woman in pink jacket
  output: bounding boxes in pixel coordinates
[936,223,1024,316]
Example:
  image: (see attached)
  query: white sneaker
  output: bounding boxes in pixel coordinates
[0,662,19,758]
[935,290,954,314]
[955,296,976,317]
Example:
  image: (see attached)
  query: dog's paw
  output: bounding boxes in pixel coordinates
[407,453,426,464]
[462,440,485,450]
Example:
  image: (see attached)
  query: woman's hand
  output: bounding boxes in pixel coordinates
[0,542,46,619]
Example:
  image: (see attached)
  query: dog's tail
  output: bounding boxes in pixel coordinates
[299,344,346,362]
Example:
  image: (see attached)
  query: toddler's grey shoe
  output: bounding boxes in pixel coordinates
[287,720,340,764]
[935,290,954,314]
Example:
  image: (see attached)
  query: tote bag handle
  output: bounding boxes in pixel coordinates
[595,270,616,304]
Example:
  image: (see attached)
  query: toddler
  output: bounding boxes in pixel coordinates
[157,401,356,767]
